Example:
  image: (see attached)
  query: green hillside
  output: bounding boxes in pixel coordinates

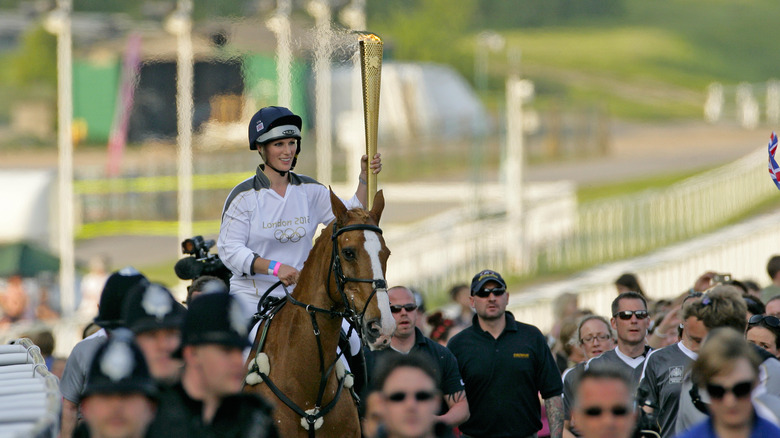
[376,0,780,121]
[503,0,778,120]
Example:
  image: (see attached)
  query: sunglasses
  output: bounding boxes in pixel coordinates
[748,314,780,328]
[473,287,506,298]
[706,380,754,400]
[390,303,418,313]
[613,310,649,320]
[384,390,438,403]
[582,405,631,417]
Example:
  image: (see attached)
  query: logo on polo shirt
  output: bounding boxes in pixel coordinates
[669,366,684,383]
[513,353,530,358]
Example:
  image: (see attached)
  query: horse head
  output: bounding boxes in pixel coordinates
[329,189,394,350]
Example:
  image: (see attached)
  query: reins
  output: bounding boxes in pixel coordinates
[246,221,386,437]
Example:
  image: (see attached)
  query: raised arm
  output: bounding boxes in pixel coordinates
[355,153,382,208]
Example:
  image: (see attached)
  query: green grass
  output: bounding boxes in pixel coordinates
[468,0,780,121]
[136,257,181,288]
[576,167,710,203]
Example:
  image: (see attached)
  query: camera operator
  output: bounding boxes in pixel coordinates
[174,236,232,289]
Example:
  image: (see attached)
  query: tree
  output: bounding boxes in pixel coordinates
[6,24,57,91]
[369,0,477,66]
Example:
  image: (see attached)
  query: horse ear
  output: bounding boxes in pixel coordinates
[369,190,384,224]
[329,187,348,224]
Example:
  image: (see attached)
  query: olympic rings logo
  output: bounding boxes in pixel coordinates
[274,227,306,243]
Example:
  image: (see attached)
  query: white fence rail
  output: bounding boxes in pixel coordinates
[510,208,780,333]
[386,145,776,301]
[536,146,773,273]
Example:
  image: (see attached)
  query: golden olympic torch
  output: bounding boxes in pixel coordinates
[359,33,382,210]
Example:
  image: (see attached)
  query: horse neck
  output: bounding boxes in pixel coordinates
[284,223,344,359]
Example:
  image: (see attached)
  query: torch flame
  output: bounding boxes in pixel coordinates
[358,33,382,43]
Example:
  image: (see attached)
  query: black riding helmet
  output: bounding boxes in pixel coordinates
[248,106,303,175]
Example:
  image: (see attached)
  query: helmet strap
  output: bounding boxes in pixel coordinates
[260,163,289,178]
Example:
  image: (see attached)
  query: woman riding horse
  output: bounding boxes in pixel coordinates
[217,106,382,321]
[244,190,394,437]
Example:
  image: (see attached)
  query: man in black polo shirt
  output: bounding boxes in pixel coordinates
[447,270,563,438]
[365,286,469,428]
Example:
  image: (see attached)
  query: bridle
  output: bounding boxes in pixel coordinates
[247,221,387,437]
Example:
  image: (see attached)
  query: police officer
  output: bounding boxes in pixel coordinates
[122,282,187,384]
[61,267,148,438]
[74,331,159,438]
[147,289,277,438]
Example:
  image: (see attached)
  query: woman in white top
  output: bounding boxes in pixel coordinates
[217,106,382,320]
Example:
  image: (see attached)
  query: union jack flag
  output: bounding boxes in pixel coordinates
[769,132,780,190]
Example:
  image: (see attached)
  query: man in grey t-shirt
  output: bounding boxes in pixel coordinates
[638,296,705,438]
[586,292,651,385]
[60,268,147,438]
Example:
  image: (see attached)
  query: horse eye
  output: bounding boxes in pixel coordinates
[341,248,356,261]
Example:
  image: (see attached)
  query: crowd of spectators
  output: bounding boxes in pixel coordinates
[6,252,780,437]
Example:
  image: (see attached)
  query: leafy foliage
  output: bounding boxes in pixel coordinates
[368,0,477,66]
[5,24,56,91]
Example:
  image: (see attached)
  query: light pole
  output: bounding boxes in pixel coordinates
[474,31,505,94]
[266,0,292,108]
[165,0,194,252]
[44,0,75,316]
[470,31,505,217]
[307,0,333,186]
[505,75,534,270]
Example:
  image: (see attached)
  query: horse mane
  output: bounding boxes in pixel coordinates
[309,207,377,261]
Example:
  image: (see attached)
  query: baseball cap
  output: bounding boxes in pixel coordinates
[94,267,148,329]
[470,269,507,295]
[123,283,186,335]
[82,330,158,399]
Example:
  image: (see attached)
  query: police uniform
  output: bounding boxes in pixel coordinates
[61,268,148,405]
[150,382,277,438]
[364,326,464,404]
[147,291,277,438]
[447,312,562,438]
[122,282,187,335]
[72,331,158,438]
[637,342,697,438]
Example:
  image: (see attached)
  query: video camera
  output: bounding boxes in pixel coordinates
[174,236,232,287]
[634,387,661,438]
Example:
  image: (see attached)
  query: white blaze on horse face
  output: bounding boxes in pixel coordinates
[363,231,395,338]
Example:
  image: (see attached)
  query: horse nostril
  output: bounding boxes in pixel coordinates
[367,320,381,337]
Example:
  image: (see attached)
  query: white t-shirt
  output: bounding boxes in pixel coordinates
[218,167,361,319]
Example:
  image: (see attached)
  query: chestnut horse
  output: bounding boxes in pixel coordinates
[244,190,394,437]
